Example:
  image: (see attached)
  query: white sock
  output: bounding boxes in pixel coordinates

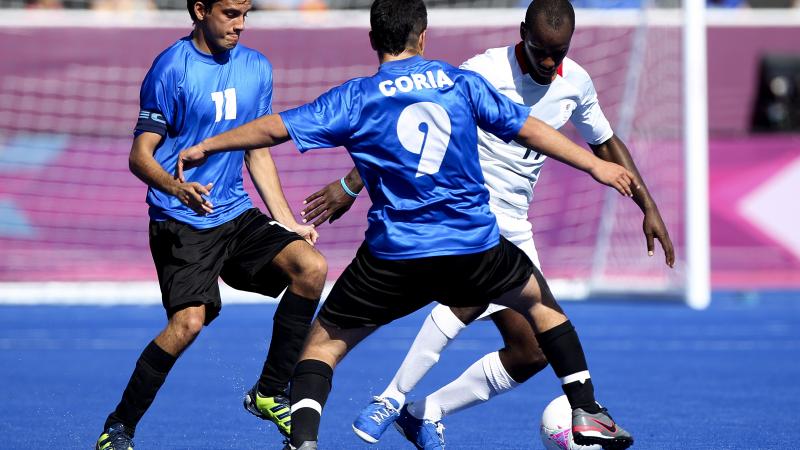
[409,351,519,422]
[379,304,466,405]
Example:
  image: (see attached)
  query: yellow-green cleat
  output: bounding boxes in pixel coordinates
[244,385,292,437]
[95,424,134,450]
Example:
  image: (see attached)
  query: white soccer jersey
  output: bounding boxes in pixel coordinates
[460,44,614,220]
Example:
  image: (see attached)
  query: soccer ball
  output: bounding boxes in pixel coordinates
[540,395,601,450]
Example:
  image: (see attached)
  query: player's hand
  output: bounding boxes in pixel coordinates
[291,223,319,246]
[173,181,214,215]
[301,180,356,227]
[643,208,675,268]
[176,145,208,182]
[590,160,638,197]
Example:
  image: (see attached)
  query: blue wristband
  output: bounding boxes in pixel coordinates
[340,177,359,198]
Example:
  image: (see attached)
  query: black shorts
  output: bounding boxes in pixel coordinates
[149,208,304,324]
[318,236,534,329]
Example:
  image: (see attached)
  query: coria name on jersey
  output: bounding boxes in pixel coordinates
[379,70,454,97]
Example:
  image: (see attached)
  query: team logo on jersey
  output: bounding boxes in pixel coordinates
[560,100,576,122]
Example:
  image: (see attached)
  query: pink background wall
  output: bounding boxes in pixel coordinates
[0,24,798,289]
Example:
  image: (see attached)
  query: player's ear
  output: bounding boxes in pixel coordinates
[193,1,207,21]
[418,30,426,55]
[520,21,526,42]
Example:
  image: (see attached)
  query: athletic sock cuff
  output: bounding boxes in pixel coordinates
[430,304,466,339]
[294,359,333,380]
[535,320,574,345]
[275,291,320,322]
[482,351,520,392]
[141,340,176,373]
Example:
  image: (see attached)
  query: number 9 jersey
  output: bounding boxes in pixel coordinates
[280,55,530,260]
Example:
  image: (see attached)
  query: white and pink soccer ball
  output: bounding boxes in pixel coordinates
[540,395,602,450]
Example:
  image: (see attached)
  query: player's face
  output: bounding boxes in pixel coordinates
[520,15,573,83]
[197,0,251,53]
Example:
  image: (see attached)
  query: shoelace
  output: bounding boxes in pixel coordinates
[372,396,399,414]
[108,430,133,449]
[434,421,445,445]
[422,420,446,447]
[597,407,615,422]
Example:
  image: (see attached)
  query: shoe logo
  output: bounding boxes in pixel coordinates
[590,418,617,433]
[370,409,393,423]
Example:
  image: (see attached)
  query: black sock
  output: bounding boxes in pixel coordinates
[104,340,177,433]
[536,321,600,413]
[290,359,333,447]
[258,291,320,397]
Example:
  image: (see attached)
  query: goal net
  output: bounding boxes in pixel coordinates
[0,5,685,302]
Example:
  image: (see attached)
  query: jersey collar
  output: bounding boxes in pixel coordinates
[380,54,425,70]
[186,35,232,65]
[514,42,562,78]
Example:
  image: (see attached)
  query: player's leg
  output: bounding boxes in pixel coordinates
[392,240,535,450]
[492,254,634,449]
[352,303,484,442]
[287,243,431,449]
[406,308,547,424]
[219,210,326,437]
[379,304,483,404]
[287,319,375,449]
[355,232,541,442]
[97,218,229,449]
[256,240,327,396]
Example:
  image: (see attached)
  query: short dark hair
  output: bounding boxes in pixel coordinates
[187,0,220,23]
[370,0,428,56]
[525,0,575,32]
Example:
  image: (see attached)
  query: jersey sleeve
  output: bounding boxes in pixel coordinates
[135,64,178,137]
[464,71,530,143]
[258,55,274,117]
[459,53,494,83]
[570,74,614,146]
[279,84,353,153]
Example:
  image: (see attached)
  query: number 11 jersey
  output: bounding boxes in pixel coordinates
[280,55,530,260]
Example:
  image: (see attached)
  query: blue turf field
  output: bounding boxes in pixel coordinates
[1,292,798,449]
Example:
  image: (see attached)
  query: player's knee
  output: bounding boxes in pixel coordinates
[171,312,204,341]
[506,347,548,383]
[306,252,328,284]
[449,305,485,324]
[289,252,327,294]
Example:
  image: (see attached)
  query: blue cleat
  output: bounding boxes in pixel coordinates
[352,396,401,443]
[394,404,445,450]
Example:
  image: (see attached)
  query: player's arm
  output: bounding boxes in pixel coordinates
[514,117,638,197]
[591,135,674,267]
[177,114,290,181]
[129,131,214,215]
[245,147,318,244]
[301,167,363,227]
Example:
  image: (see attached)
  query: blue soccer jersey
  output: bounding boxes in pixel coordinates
[135,36,273,229]
[280,56,530,259]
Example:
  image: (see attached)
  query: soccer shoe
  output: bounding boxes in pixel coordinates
[243,385,291,437]
[280,440,317,450]
[95,423,134,450]
[572,406,634,450]
[393,404,445,450]
[352,396,401,443]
